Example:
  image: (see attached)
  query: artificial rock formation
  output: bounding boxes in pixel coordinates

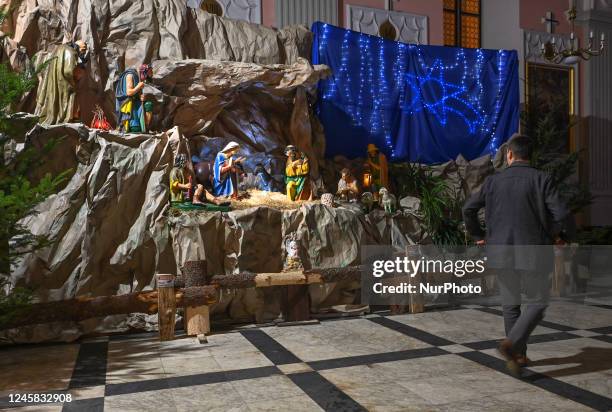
[2,119,496,343]
[151,58,329,179]
[3,123,426,343]
[0,0,312,122]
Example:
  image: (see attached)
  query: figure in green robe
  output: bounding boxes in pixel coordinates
[35,41,89,125]
[285,145,313,201]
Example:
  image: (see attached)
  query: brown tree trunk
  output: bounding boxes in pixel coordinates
[0,286,217,330]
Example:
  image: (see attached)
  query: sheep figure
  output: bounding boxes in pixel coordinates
[320,193,336,208]
[361,191,374,213]
[379,187,397,214]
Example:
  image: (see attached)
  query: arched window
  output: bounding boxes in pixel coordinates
[379,20,398,41]
[201,0,223,16]
[444,0,480,48]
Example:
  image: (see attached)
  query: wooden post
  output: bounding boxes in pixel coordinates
[282,285,310,322]
[405,246,425,313]
[157,274,176,341]
[408,272,425,313]
[186,305,211,336]
[389,274,409,315]
[406,246,425,313]
[183,260,211,337]
[551,247,566,297]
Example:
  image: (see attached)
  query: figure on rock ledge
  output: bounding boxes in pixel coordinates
[115,64,154,133]
[35,41,89,125]
[285,145,313,201]
[170,154,229,207]
[364,144,389,200]
[213,142,246,199]
[337,168,360,202]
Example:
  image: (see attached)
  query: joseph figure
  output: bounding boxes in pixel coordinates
[365,143,389,197]
[35,41,89,125]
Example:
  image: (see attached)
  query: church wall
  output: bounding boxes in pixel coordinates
[482,0,524,103]
[391,0,444,45]
[340,0,387,28]
[259,0,443,45]
[262,0,276,27]
[520,0,573,33]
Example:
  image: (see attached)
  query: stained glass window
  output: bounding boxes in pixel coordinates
[461,0,480,14]
[443,0,481,48]
[461,15,480,48]
[443,0,456,10]
[444,12,456,46]
[379,20,398,41]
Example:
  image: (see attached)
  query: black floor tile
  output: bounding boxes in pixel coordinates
[368,316,454,346]
[240,329,302,365]
[288,371,366,412]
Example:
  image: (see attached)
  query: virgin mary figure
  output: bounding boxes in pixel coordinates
[213,141,245,199]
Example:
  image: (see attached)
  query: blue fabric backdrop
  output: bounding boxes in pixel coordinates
[311,22,520,164]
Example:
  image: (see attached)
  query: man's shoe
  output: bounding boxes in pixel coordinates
[497,339,521,377]
[516,354,530,367]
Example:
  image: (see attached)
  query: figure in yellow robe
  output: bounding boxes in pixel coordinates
[285,145,312,201]
[365,143,389,193]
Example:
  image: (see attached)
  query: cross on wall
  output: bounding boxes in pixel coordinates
[541,11,559,33]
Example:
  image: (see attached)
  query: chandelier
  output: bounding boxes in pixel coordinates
[541,6,606,64]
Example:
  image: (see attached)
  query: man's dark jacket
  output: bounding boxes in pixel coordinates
[462,162,574,270]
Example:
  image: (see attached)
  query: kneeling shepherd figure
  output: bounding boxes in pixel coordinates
[337,168,360,201]
[365,143,389,198]
[115,64,154,133]
[285,145,312,201]
[170,154,227,206]
[35,41,89,125]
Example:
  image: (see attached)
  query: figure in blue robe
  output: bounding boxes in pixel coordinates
[213,142,245,198]
[115,65,154,133]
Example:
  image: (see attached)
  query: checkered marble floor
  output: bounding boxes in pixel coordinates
[1,300,611,412]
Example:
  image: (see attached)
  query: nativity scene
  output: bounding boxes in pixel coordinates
[1,1,611,410]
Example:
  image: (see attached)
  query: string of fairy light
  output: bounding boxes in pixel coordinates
[317,23,510,158]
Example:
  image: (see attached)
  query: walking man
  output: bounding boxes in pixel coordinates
[462,134,574,375]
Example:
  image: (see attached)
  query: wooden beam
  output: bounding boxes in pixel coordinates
[0,285,217,330]
[210,266,363,288]
[2,266,362,331]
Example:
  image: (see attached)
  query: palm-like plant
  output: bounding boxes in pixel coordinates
[522,92,591,214]
[391,162,465,246]
[0,7,69,328]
